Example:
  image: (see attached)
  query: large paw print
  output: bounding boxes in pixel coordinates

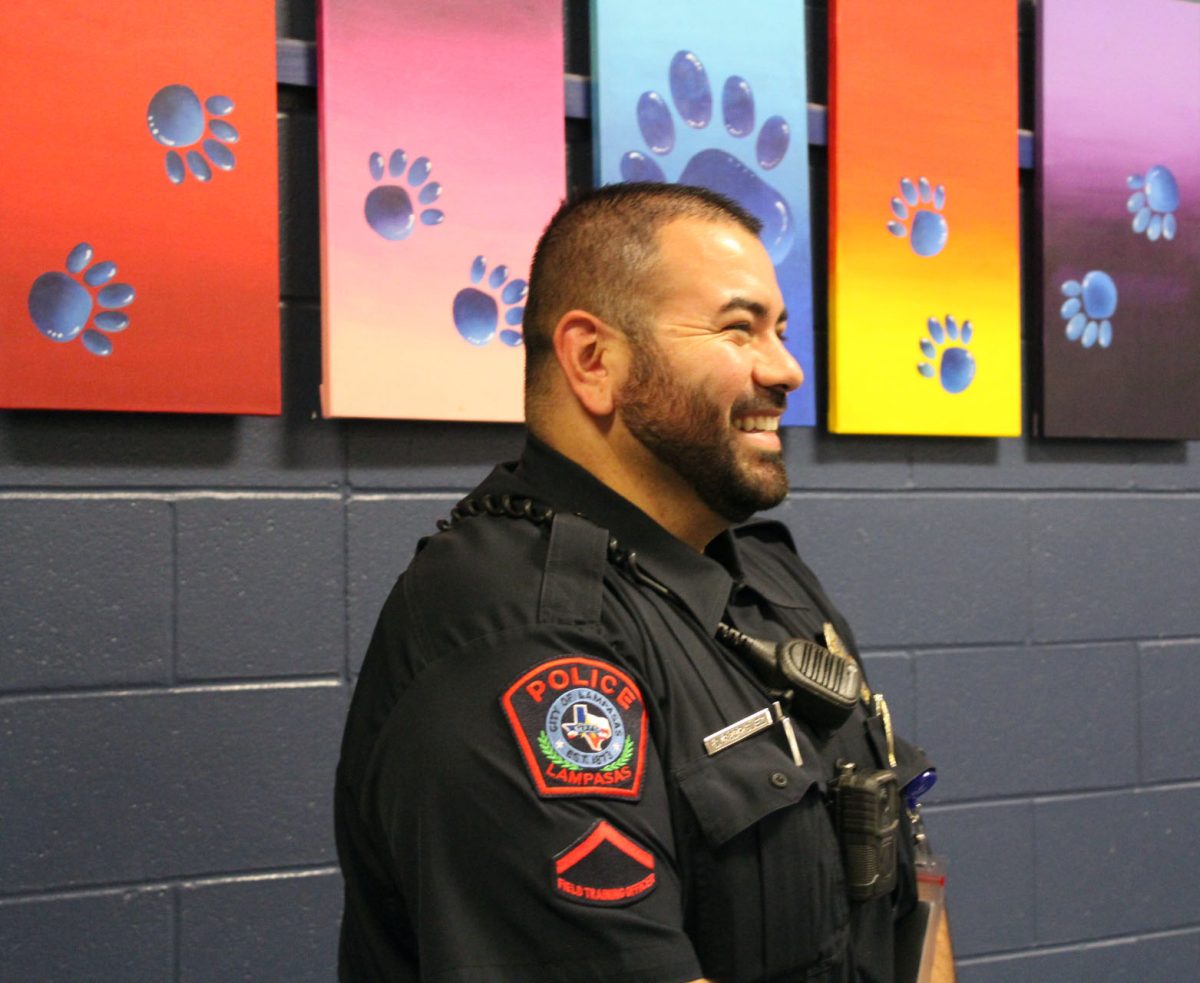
[452,256,526,347]
[917,315,975,393]
[27,242,135,357]
[364,150,444,241]
[620,50,794,264]
[1060,271,1117,349]
[1127,165,1178,242]
[887,177,948,257]
[147,85,238,184]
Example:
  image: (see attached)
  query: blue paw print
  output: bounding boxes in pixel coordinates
[1061,271,1117,348]
[621,50,794,264]
[1127,165,1178,241]
[147,85,238,184]
[888,177,948,257]
[364,149,444,241]
[27,242,135,357]
[918,315,974,393]
[452,256,526,347]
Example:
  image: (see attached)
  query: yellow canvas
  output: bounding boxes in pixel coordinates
[828,0,1021,436]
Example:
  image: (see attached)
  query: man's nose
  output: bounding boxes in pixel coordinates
[755,333,805,393]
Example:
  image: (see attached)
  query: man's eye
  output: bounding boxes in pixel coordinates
[723,322,752,333]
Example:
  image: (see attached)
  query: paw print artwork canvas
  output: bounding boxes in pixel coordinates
[0,0,280,413]
[319,0,565,421]
[827,0,1021,437]
[1039,0,1200,438]
[591,1,816,426]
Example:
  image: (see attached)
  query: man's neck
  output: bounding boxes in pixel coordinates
[534,425,727,552]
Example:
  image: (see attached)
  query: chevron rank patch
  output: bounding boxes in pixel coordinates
[501,656,647,800]
[553,819,657,906]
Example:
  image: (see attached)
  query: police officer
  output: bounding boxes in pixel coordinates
[336,183,954,982]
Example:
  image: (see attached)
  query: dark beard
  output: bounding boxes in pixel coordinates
[620,338,789,524]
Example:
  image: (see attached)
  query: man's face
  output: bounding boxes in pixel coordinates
[617,218,804,524]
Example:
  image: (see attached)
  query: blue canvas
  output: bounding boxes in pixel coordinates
[591,1,815,426]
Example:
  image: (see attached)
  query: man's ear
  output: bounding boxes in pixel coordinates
[552,310,626,417]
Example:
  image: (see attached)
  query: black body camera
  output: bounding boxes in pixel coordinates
[833,762,900,902]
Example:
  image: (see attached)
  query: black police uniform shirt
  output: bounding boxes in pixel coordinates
[336,436,931,983]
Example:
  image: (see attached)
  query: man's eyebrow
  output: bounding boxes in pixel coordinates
[717,298,788,325]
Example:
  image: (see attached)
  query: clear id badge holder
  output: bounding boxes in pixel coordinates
[915,854,948,982]
[895,854,948,982]
[895,771,948,983]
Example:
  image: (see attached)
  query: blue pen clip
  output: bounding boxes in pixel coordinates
[903,768,937,811]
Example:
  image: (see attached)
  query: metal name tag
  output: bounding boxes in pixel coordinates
[703,706,775,756]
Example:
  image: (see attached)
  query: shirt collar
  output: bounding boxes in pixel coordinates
[477,434,737,633]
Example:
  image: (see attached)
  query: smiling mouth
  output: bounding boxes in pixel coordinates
[732,415,780,433]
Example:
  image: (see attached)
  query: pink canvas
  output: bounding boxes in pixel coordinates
[319,0,566,420]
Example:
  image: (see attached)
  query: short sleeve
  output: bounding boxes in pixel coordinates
[362,622,703,983]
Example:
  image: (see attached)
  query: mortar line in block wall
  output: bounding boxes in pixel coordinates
[170,501,180,687]
[171,884,182,983]
[955,920,1200,966]
[0,677,346,705]
[0,491,343,502]
[0,865,342,904]
[922,777,1200,813]
[2,488,1195,503]
[341,453,354,684]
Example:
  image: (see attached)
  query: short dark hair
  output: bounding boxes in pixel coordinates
[522,182,761,405]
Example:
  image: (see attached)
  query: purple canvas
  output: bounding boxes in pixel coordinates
[1039,0,1200,438]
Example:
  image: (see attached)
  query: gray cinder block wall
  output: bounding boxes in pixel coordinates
[2,1,1198,979]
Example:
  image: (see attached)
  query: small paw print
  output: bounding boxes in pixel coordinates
[620,50,794,264]
[888,177,948,257]
[147,85,238,184]
[364,150,444,241]
[27,242,135,357]
[452,256,526,346]
[917,315,974,393]
[1127,165,1178,241]
[1061,271,1117,348]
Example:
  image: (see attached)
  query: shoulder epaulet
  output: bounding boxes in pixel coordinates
[734,518,863,659]
[538,511,609,627]
[732,517,798,553]
[416,493,608,629]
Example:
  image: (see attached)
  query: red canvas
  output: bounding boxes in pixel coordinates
[0,1,280,414]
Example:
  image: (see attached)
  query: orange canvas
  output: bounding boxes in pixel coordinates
[0,1,280,414]
[828,0,1021,436]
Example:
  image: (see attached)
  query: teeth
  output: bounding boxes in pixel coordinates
[734,416,779,433]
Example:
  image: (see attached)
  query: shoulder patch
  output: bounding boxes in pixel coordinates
[553,819,657,906]
[501,656,647,800]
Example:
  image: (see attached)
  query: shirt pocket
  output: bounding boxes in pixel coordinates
[674,731,820,847]
[672,732,851,981]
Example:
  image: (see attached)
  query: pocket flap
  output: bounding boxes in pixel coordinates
[674,732,824,848]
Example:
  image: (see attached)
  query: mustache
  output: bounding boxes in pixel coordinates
[732,389,787,416]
